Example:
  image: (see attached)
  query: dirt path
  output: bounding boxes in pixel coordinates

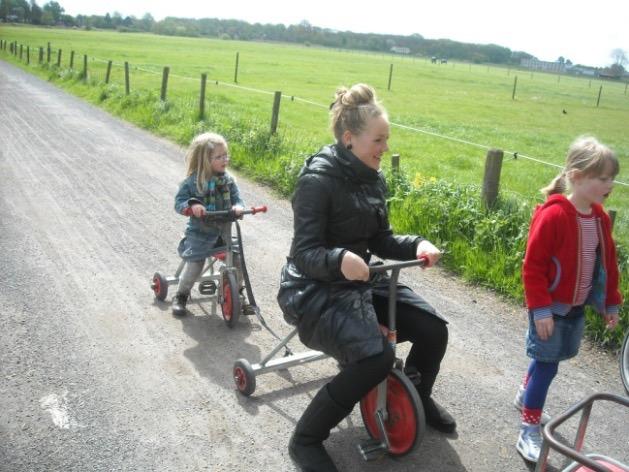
[0,59,627,472]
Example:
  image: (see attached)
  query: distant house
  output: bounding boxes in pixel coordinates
[520,58,565,73]
[390,46,411,55]
[566,65,598,77]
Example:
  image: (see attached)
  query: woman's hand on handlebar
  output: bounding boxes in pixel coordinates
[190,204,207,218]
[341,251,370,281]
[416,240,441,268]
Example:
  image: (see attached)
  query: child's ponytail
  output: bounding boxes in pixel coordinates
[540,171,567,197]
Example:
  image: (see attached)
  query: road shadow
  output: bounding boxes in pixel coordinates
[176,293,264,392]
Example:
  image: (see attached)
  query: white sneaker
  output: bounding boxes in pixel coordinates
[513,385,551,425]
[516,424,543,463]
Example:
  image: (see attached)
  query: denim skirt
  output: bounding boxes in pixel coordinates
[526,306,585,362]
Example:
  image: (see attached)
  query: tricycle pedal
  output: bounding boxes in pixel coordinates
[357,438,387,461]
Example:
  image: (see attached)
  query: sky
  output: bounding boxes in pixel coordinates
[57,0,628,68]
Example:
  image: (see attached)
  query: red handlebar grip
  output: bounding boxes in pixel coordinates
[251,205,267,214]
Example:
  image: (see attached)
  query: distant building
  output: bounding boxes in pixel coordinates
[520,58,565,73]
[566,65,598,77]
[390,46,411,55]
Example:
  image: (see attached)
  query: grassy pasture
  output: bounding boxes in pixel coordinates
[3,25,629,233]
[3,25,629,344]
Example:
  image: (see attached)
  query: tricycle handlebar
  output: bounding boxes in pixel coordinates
[203,205,267,220]
[369,257,427,274]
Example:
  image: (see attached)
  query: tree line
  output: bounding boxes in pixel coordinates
[0,0,616,69]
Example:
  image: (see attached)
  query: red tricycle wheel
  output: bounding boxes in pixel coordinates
[233,359,256,396]
[221,271,241,328]
[359,368,426,456]
[151,272,168,301]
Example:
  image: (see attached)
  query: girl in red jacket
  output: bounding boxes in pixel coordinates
[515,136,622,463]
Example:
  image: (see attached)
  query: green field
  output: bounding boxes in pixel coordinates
[3,25,629,344]
[2,26,629,209]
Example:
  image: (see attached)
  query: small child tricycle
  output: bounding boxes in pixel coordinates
[151,206,267,327]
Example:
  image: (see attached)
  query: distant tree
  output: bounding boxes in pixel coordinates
[566,59,572,66]
[0,0,10,21]
[40,8,52,24]
[557,56,565,64]
[140,12,154,31]
[611,48,628,66]
[42,1,63,23]
[30,0,42,24]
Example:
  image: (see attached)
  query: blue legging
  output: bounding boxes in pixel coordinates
[524,360,559,409]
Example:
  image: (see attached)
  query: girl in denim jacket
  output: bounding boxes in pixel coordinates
[171,132,244,316]
[515,136,622,463]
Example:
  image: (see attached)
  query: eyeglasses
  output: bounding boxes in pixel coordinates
[212,154,230,161]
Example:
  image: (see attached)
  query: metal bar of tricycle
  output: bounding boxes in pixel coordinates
[573,403,593,453]
[252,350,327,375]
[537,392,629,472]
[388,268,400,333]
[258,327,300,366]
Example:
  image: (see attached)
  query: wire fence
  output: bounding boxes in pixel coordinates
[2,36,628,191]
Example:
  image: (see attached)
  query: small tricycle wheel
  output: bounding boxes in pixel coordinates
[620,329,629,395]
[221,271,241,328]
[233,358,256,396]
[359,368,426,456]
[151,272,169,301]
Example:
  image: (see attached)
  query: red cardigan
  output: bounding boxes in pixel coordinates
[522,194,622,317]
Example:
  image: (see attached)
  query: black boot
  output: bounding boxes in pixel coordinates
[421,396,456,433]
[288,384,352,472]
[172,293,188,316]
[405,366,456,434]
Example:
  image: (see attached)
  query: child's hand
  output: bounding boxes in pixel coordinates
[231,205,244,217]
[603,312,619,330]
[535,317,555,341]
[191,204,206,218]
[416,240,441,268]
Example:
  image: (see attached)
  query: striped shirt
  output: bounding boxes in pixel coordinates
[574,213,599,306]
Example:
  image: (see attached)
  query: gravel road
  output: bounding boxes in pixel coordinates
[0,59,627,472]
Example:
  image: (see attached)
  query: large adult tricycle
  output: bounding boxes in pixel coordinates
[233,258,428,460]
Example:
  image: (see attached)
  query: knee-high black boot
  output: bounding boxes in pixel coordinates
[408,368,456,434]
[288,384,352,472]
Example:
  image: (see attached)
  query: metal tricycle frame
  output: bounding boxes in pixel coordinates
[233,258,428,460]
[536,392,629,472]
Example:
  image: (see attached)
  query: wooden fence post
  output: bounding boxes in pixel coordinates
[596,85,602,107]
[482,149,504,208]
[105,60,112,84]
[512,76,518,100]
[234,52,239,83]
[199,73,207,119]
[83,54,87,82]
[69,50,74,69]
[391,153,400,173]
[160,66,170,101]
[270,91,281,134]
[19,44,22,59]
[26,46,29,64]
[46,42,50,63]
[387,63,393,91]
[56,48,61,67]
[38,47,43,64]
[124,61,130,95]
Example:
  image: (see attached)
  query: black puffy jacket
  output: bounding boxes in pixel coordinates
[278,144,442,364]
